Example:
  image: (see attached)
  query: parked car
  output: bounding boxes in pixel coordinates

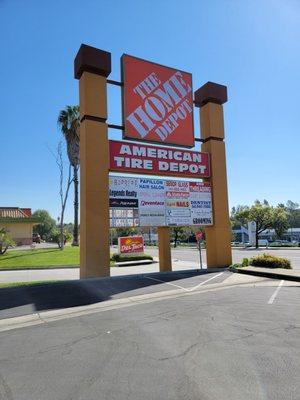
[32,233,41,243]
[258,239,269,246]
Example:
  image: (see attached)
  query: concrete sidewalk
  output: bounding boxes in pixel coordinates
[2,260,299,285]
[0,259,204,284]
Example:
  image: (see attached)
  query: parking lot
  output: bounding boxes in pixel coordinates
[0,271,299,400]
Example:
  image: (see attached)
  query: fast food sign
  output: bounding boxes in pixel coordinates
[118,236,144,255]
[122,55,194,147]
[109,140,210,178]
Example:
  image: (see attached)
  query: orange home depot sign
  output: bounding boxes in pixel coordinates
[109,140,210,178]
[122,55,194,147]
[118,236,144,255]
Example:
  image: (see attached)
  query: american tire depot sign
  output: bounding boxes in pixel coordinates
[109,176,213,228]
[122,55,194,147]
[109,140,210,179]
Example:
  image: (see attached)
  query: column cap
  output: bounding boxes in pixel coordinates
[74,44,111,79]
[194,81,227,107]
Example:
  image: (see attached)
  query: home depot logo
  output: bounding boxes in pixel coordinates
[122,55,194,147]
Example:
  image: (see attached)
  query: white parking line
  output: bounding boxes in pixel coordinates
[144,276,190,292]
[268,280,284,304]
[188,272,224,291]
[145,272,224,293]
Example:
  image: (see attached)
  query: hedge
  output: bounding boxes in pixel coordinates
[250,253,291,269]
[111,253,153,263]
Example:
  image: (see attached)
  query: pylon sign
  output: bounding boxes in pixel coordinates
[122,54,194,147]
[75,43,233,277]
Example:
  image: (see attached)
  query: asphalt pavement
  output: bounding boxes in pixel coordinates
[0,272,299,400]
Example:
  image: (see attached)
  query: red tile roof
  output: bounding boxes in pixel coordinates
[0,207,32,218]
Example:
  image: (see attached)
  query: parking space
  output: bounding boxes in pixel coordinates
[0,270,229,320]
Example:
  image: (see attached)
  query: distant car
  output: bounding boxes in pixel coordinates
[269,240,282,246]
[32,233,41,243]
[258,239,269,246]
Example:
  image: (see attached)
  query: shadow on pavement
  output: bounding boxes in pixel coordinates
[0,270,223,319]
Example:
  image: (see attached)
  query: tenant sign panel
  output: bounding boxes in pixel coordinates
[109,176,213,228]
[122,55,194,147]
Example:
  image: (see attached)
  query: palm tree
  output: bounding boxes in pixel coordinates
[58,105,80,246]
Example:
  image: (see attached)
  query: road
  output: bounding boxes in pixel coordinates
[116,246,300,272]
[0,271,299,399]
[145,246,300,270]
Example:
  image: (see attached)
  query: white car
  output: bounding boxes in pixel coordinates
[258,239,269,246]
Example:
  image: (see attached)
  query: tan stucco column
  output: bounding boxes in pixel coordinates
[74,44,111,278]
[158,226,172,272]
[194,82,232,268]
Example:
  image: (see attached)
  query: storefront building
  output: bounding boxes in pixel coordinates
[0,207,39,246]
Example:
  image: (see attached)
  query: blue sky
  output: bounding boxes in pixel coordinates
[1,0,299,222]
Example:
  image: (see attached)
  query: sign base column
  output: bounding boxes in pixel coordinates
[158,227,172,272]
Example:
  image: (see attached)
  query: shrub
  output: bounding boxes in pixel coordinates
[111,253,153,262]
[242,258,249,267]
[228,263,242,271]
[0,228,15,255]
[250,253,291,269]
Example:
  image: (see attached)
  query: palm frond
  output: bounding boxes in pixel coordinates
[57,105,80,166]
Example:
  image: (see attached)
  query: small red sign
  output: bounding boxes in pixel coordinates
[122,55,194,147]
[109,140,210,178]
[118,236,144,255]
[196,232,203,242]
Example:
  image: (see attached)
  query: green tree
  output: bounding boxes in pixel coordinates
[0,228,15,255]
[32,209,56,241]
[231,205,249,228]
[64,222,75,236]
[171,227,190,248]
[235,200,274,248]
[272,207,289,239]
[286,200,299,240]
[58,105,80,246]
[116,227,138,237]
[49,228,72,248]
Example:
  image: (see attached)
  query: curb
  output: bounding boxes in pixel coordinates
[0,262,154,272]
[0,259,157,272]
[230,267,300,282]
[0,265,79,272]
[114,260,156,267]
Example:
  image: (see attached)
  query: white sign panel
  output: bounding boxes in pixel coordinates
[138,178,166,226]
[109,176,213,227]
